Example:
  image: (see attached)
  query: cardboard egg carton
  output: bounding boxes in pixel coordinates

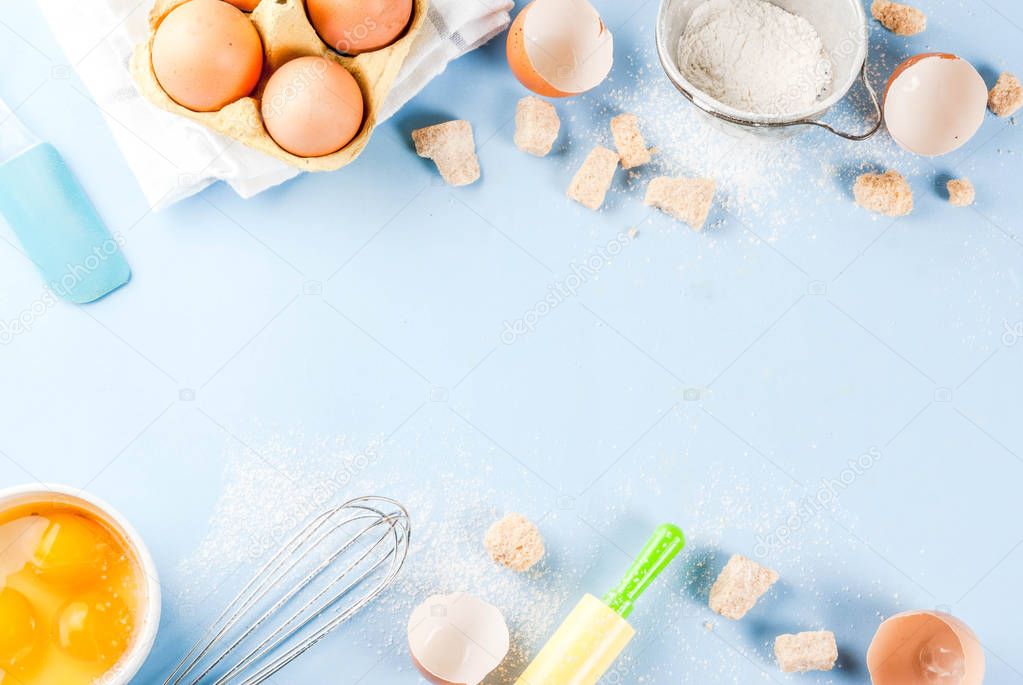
[130,0,428,171]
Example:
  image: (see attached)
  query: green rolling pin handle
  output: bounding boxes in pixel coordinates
[602,523,685,619]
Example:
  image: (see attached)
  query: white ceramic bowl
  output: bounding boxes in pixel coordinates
[0,483,161,685]
[656,0,881,140]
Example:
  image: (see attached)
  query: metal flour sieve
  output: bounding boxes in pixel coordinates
[656,0,883,140]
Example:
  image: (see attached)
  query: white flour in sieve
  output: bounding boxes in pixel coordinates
[677,0,833,116]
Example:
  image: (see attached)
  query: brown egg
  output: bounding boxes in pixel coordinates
[223,0,260,10]
[867,610,984,685]
[261,56,364,157]
[306,0,414,55]
[151,0,264,112]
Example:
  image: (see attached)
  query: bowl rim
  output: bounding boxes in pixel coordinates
[655,0,869,125]
[0,483,162,685]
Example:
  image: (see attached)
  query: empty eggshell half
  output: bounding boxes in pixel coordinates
[884,53,988,156]
[867,610,984,685]
[507,0,614,98]
[408,592,510,685]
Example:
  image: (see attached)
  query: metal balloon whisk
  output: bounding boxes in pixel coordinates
[164,496,411,685]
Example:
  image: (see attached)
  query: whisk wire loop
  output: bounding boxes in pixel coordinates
[163,496,411,685]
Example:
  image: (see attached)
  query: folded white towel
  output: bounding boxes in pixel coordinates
[36,0,512,210]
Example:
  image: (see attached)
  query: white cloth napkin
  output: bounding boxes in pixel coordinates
[36,0,512,210]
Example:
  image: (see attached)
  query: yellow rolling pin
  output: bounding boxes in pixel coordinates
[515,523,685,685]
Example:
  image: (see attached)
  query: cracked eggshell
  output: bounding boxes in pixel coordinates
[407,593,509,685]
[884,53,988,156]
[867,610,984,685]
[506,0,613,98]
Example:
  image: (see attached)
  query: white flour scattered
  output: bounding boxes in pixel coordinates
[677,0,833,116]
[174,423,901,684]
[174,429,616,682]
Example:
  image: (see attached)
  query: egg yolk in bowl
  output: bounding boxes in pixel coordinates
[0,503,144,683]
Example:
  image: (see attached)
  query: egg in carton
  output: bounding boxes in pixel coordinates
[130,0,428,171]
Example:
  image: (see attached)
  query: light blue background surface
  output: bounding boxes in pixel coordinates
[1,0,1022,682]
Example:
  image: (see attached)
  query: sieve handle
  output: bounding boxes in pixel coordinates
[802,63,884,142]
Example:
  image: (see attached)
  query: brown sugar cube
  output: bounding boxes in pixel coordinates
[484,513,545,572]
[514,96,560,157]
[947,178,975,207]
[708,554,779,620]
[610,113,652,169]
[774,631,839,673]
[853,170,913,216]
[568,146,620,210]
[988,72,1022,118]
[871,0,926,35]
[644,176,716,230]
[412,120,480,187]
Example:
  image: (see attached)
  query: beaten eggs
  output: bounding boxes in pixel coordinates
[0,503,145,685]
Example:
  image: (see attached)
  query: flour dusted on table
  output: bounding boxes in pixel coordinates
[677,0,833,116]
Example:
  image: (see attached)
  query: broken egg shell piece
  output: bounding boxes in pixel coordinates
[867,610,984,685]
[507,0,614,98]
[884,53,988,157]
[408,592,510,685]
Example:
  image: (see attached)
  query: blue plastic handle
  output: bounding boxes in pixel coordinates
[0,143,130,303]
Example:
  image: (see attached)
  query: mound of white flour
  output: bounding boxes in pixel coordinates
[677,0,833,116]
